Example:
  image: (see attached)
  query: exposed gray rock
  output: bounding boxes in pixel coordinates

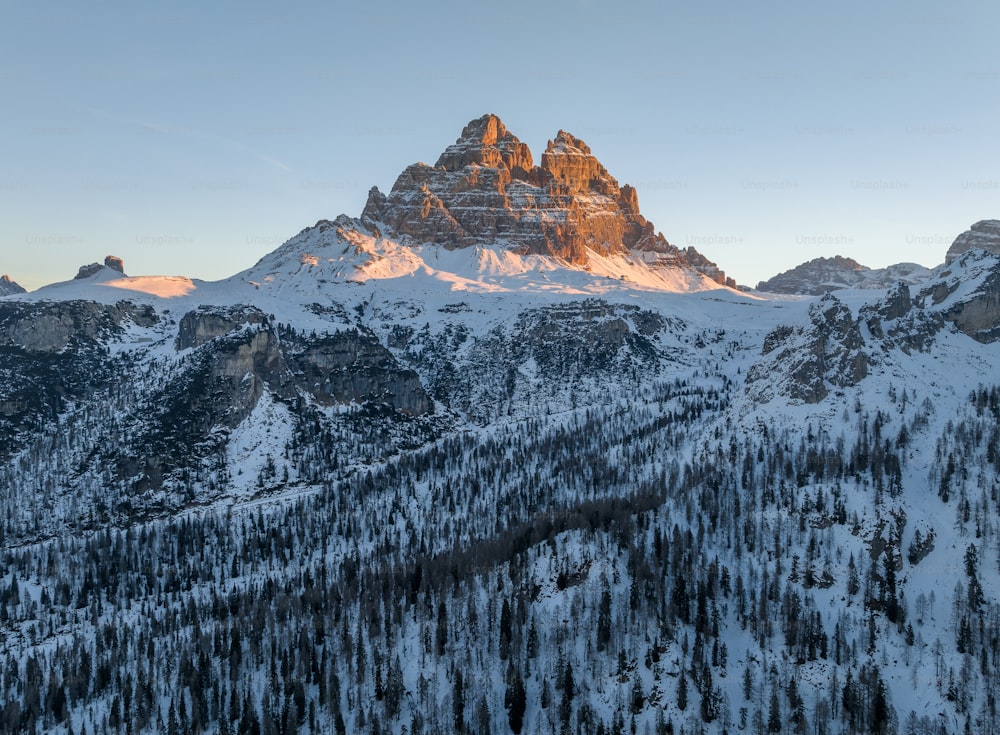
[284,331,432,416]
[941,268,1000,343]
[877,281,912,322]
[907,528,935,567]
[176,305,433,416]
[176,305,271,350]
[946,220,1000,264]
[125,324,290,490]
[127,309,434,490]
[860,282,942,353]
[749,293,868,403]
[74,258,126,280]
[0,300,158,352]
[74,263,104,280]
[918,250,1000,343]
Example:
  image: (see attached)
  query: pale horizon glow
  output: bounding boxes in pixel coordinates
[2,1,998,291]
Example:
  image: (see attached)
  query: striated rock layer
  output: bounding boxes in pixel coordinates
[946,220,1000,264]
[361,114,732,286]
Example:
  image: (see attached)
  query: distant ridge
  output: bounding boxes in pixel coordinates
[757,255,931,295]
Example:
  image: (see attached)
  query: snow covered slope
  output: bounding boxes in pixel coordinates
[2,116,1000,733]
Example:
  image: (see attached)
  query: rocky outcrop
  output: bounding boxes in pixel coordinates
[176,305,271,350]
[946,220,1000,264]
[104,255,125,273]
[74,263,105,280]
[0,275,25,296]
[283,331,432,416]
[945,280,1000,343]
[860,282,942,353]
[0,301,157,460]
[511,301,664,377]
[749,294,868,403]
[0,300,158,352]
[360,114,730,284]
[127,308,434,490]
[73,257,126,280]
[130,324,289,489]
[917,250,1000,343]
[757,256,931,295]
[907,528,935,566]
[175,306,433,416]
[749,249,1000,405]
[939,265,1000,344]
[874,280,912,322]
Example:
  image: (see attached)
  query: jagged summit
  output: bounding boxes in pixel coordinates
[0,274,25,296]
[104,255,125,273]
[72,255,126,281]
[757,255,931,295]
[433,113,534,172]
[360,114,732,286]
[946,219,1000,263]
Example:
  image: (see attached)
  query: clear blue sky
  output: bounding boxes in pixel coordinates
[2,0,998,290]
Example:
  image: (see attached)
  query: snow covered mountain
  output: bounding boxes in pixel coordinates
[1,116,1000,735]
[357,113,734,287]
[756,256,933,295]
[0,274,25,296]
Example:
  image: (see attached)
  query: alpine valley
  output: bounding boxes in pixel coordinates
[2,114,1000,735]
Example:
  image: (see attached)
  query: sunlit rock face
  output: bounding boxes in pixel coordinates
[361,114,732,285]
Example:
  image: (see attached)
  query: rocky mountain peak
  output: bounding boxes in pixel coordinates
[433,113,534,173]
[359,114,731,285]
[757,255,931,295]
[541,130,617,197]
[0,275,26,296]
[946,219,1000,263]
[73,255,126,281]
[74,263,105,280]
[104,255,125,273]
[757,256,868,294]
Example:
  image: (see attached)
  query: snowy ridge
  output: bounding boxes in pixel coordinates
[236,216,734,302]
